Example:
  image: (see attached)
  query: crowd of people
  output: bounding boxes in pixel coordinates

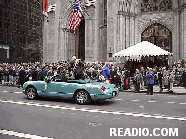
[0,56,186,95]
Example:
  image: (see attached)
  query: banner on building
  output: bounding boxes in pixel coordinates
[85,0,96,7]
[69,0,83,32]
[43,0,48,17]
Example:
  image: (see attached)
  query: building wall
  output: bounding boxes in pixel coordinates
[0,0,43,63]
[43,0,186,63]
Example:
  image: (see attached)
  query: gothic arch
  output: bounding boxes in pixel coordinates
[141,23,172,52]
[139,18,174,34]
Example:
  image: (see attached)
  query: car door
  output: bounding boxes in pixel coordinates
[44,81,59,97]
[44,77,68,98]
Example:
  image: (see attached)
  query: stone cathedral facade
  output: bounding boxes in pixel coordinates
[43,0,186,63]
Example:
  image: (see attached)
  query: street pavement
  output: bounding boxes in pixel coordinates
[0,86,186,139]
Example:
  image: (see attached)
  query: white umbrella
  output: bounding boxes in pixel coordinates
[113,41,172,57]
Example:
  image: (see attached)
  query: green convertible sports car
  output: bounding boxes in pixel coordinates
[22,75,119,105]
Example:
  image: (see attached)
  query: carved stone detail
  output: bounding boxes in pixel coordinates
[137,12,175,33]
[118,0,140,14]
[140,0,172,13]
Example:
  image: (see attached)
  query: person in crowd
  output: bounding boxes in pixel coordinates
[38,68,45,81]
[146,68,154,95]
[0,66,3,83]
[182,69,186,89]
[69,56,85,80]
[168,68,174,92]
[140,67,145,90]
[157,67,163,92]
[177,63,183,75]
[12,67,17,85]
[116,66,122,88]
[18,67,26,88]
[3,66,9,83]
[110,65,117,85]
[134,69,142,93]
[101,62,110,83]
[162,67,169,89]
[8,66,13,85]
[123,69,130,90]
[92,65,99,80]
[31,67,39,81]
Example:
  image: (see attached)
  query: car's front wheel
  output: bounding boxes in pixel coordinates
[75,90,91,105]
[26,86,38,100]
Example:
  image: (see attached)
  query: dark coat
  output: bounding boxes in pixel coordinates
[18,70,26,86]
[182,72,186,88]
[110,69,117,84]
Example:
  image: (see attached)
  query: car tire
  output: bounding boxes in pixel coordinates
[75,90,91,105]
[26,86,38,100]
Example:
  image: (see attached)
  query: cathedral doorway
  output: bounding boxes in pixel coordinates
[78,19,85,61]
[141,23,172,52]
[141,23,172,68]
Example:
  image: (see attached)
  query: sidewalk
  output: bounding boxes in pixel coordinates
[121,85,186,95]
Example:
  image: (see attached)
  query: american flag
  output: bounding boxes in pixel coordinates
[69,0,83,32]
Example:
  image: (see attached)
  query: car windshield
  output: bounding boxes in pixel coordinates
[67,78,98,84]
[52,75,101,83]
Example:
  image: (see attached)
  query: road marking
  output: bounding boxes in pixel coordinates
[0,129,54,139]
[167,102,176,104]
[132,100,139,102]
[168,96,176,97]
[0,99,186,121]
[148,101,157,103]
[14,92,22,94]
[179,103,186,105]
[3,91,8,92]
[89,122,101,127]
[115,99,122,100]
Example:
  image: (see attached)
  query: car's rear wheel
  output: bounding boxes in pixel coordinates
[75,90,91,105]
[26,86,38,100]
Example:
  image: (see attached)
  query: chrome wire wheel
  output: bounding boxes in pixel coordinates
[75,90,90,105]
[26,87,37,100]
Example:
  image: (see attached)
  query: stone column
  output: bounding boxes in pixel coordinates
[116,14,120,53]
[180,10,184,60]
[126,16,130,48]
[119,14,122,52]
[122,14,126,50]
[84,3,100,62]
[134,16,138,44]
[172,12,179,61]
[184,7,186,60]
[130,15,135,46]
[43,19,48,63]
